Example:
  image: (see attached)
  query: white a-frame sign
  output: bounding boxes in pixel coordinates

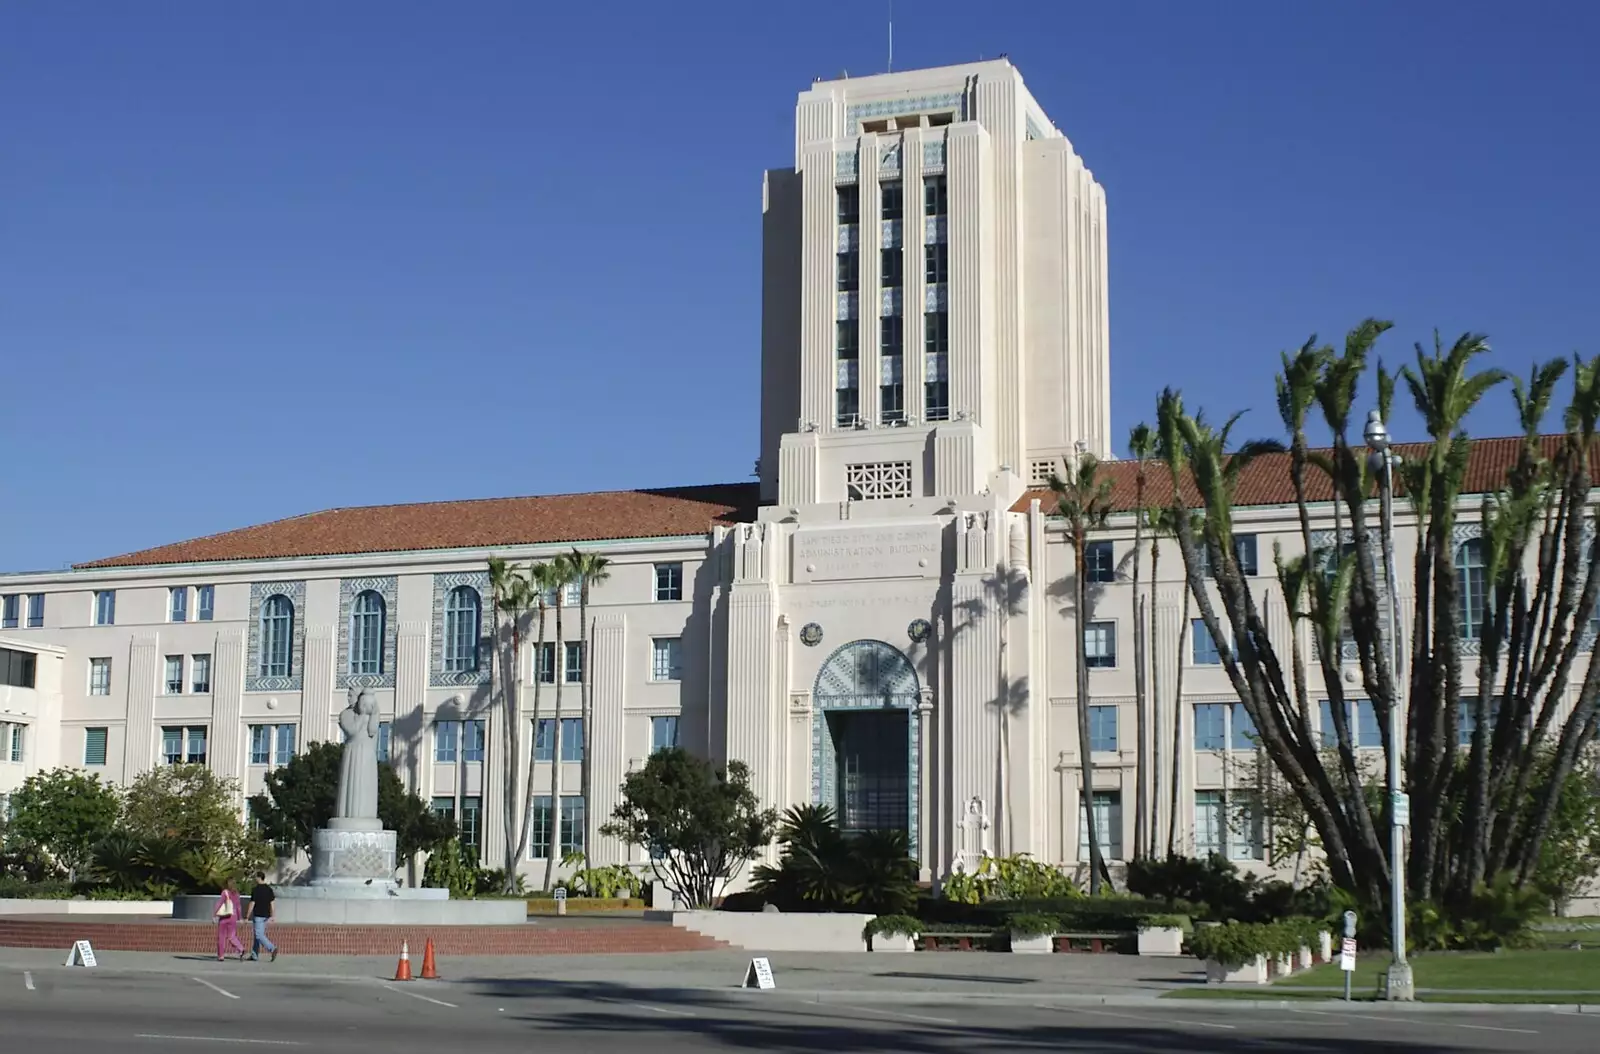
[741,956,775,990]
[65,940,98,968]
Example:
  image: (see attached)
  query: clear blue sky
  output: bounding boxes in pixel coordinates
[3,2,1597,571]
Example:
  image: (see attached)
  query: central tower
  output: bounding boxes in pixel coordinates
[758,59,1111,509]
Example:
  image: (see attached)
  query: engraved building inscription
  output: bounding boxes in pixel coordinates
[792,524,942,583]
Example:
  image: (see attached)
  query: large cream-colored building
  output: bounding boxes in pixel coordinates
[0,60,1564,887]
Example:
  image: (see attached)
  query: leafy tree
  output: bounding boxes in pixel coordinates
[5,768,121,882]
[601,747,776,909]
[1049,450,1117,893]
[247,742,455,860]
[1151,319,1600,938]
[121,765,271,883]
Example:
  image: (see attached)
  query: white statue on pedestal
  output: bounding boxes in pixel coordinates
[954,795,991,874]
[334,687,380,824]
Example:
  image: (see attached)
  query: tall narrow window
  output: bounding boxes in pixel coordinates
[8,724,22,763]
[652,638,683,681]
[880,315,904,424]
[560,717,584,762]
[434,721,459,763]
[535,643,556,684]
[169,587,188,623]
[836,248,858,292]
[94,590,116,626]
[1230,703,1258,750]
[1192,619,1222,665]
[259,595,294,678]
[1456,538,1486,641]
[349,590,385,676]
[653,563,684,602]
[377,721,392,763]
[164,655,184,695]
[651,715,680,753]
[1078,791,1123,861]
[560,795,586,855]
[26,594,44,628]
[460,796,482,853]
[880,181,903,221]
[1194,703,1226,750]
[836,320,860,425]
[197,585,215,621]
[1084,541,1115,583]
[463,720,486,763]
[924,311,949,421]
[443,586,481,673]
[923,175,947,216]
[924,242,948,285]
[564,642,584,684]
[1194,790,1224,856]
[534,718,556,762]
[89,657,111,696]
[836,184,859,225]
[274,724,296,765]
[250,725,272,765]
[191,653,212,694]
[1088,704,1118,751]
[529,796,553,859]
[1084,621,1117,668]
[1,595,17,629]
[84,727,109,766]
[881,246,902,288]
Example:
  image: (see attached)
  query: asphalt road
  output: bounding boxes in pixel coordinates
[3,962,1595,1053]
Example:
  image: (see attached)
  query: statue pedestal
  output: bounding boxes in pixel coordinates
[307,826,398,890]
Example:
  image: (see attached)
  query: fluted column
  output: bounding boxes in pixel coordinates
[591,614,627,865]
[917,691,934,881]
[123,636,159,782]
[211,633,246,782]
[301,626,336,743]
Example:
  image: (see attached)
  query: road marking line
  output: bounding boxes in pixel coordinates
[1455,1023,1540,1034]
[382,983,458,1008]
[1040,1004,1237,1031]
[191,977,239,1000]
[835,1005,959,1026]
[1291,1008,1537,1035]
[23,971,35,991]
[631,1003,695,1017]
[135,1036,304,1046]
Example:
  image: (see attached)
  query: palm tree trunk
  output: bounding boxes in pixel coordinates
[513,604,547,869]
[542,598,566,892]
[1075,533,1107,894]
[1167,581,1191,856]
[1131,504,1147,860]
[1148,533,1162,854]
[579,599,593,865]
[502,612,522,889]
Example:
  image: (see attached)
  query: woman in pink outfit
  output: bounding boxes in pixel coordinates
[214,878,246,961]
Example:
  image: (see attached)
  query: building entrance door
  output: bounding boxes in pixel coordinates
[828,709,910,836]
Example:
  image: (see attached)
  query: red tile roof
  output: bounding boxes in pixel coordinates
[1011,434,1581,515]
[76,484,761,569]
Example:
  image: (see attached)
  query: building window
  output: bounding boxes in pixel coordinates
[1228,791,1264,860]
[924,242,948,285]
[924,311,949,421]
[197,585,214,622]
[652,638,683,681]
[84,727,108,766]
[837,248,858,292]
[1084,621,1117,668]
[881,181,903,221]
[651,715,679,753]
[164,655,184,695]
[1079,791,1123,861]
[6,723,24,763]
[535,642,556,684]
[534,642,585,685]
[836,320,860,425]
[1192,619,1222,665]
[534,718,584,763]
[1319,699,1381,748]
[1,595,16,629]
[259,594,295,678]
[463,719,486,763]
[1233,535,1260,576]
[1230,703,1257,751]
[540,581,583,607]
[169,587,188,623]
[836,184,859,225]
[430,795,454,824]
[26,594,44,628]
[1456,538,1486,641]
[377,721,392,763]
[1457,697,1502,747]
[560,795,586,856]
[881,247,902,288]
[191,653,212,694]
[94,590,116,626]
[845,460,913,501]
[1194,789,1224,856]
[529,795,554,859]
[0,647,36,689]
[1084,541,1115,583]
[89,657,111,696]
[434,721,459,763]
[564,642,583,684]
[349,590,386,676]
[1194,703,1226,750]
[654,563,684,602]
[162,726,207,766]
[924,175,947,216]
[460,796,482,855]
[1088,705,1118,752]
[250,724,296,766]
[443,586,481,673]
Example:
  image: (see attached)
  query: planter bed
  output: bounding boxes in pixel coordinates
[526,897,645,914]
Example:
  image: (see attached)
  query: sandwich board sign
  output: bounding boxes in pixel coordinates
[65,940,98,968]
[742,956,776,990]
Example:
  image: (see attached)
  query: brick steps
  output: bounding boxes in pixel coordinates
[0,919,727,956]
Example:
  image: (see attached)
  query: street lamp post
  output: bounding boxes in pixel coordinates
[1364,409,1415,1002]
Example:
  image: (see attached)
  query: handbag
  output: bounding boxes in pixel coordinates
[216,896,234,919]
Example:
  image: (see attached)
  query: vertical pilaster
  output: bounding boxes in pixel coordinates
[903,127,927,422]
[123,636,159,782]
[302,626,336,743]
[1152,589,1184,851]
[858,134,883,425]
[948,514,1001,871]
[799,140,839,430]
[591,614,627,865]
[946,124,990,426]
[725,586,778,821]
[975,75,1023,474]
[211,633,246,782]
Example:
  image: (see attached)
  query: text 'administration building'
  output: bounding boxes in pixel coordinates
[0,60,1566,886]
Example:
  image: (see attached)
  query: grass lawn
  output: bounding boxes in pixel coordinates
[1275,948,1600,993]
[1166,987,1596,1004]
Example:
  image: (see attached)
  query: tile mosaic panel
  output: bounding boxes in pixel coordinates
[246,580,306,693]
[847,92,965,126]
[336,576,399,690]
[431,571,493,687]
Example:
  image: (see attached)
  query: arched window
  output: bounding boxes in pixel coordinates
[1456,538,1486,641]
[443,586,481,673]
[260,594,295,678]
[350,590,386,676]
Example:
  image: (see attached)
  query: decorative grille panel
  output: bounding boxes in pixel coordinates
[846,461,913,501]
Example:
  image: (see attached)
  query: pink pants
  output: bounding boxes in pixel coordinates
[217,918,245,958]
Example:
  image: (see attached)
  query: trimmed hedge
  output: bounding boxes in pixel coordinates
[1187,917,1327,967]
[526,896,645,914]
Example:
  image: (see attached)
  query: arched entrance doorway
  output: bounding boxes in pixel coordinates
[811,639,921,857]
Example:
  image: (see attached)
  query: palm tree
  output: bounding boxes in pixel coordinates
[513,561,556,869]
[566,548,612,863]
[542,554,579,892]
[1127,422,1156,859]
[1049,450,1116,894]
[1147,505,1194,857]
[489,558,535,890]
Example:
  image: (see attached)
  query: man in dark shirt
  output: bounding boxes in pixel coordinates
[245,872,279,962]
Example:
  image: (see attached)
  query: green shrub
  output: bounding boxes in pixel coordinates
[940,854,1080,905]
[863,914,922,940]
[422,838,479,898]
[1140,914,1191,931]
[560,853,643,899]
[1007,912,1060,938]
[0,878,73,899]
[1187,921,1299,966]
[750,805,917,915]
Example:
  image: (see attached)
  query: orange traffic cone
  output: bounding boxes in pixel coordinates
[393,940,412,981]
[420,938,438,980]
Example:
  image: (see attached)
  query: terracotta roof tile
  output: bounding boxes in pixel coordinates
[76,483,761,569]
[1010,434,1581,515]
